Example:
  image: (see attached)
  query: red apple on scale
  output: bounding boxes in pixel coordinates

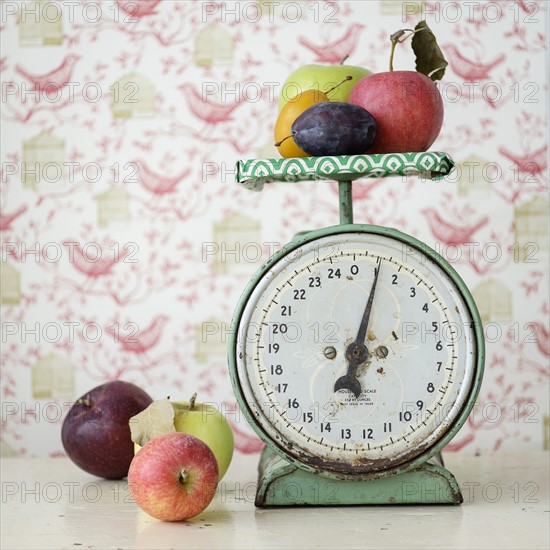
[349,21,447,154]
[128,432,219,522]
[61,380,153,479]
[349,71,443,153]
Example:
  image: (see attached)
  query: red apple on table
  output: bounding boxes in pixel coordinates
[128,432,219,522]
[61,380,153,479]
[348,71,443,153]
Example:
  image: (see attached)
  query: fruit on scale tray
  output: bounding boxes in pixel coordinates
[281,101,378,157]
[275,76,358,158]
[274,20,447,157]
[278,60,372,111]
[349,70,443,154]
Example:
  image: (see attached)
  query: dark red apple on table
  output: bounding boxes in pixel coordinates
[128,432,219,521]
[61,380,153,479]
[349,71,443,154]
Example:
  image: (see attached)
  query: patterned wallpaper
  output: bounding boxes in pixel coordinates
[0,0,548,458]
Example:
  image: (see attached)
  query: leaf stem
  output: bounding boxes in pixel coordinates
[189,392,197,410]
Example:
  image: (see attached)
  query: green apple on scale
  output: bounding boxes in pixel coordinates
[278,56,372,110]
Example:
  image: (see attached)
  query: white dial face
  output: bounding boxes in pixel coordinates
[235,231,478,477]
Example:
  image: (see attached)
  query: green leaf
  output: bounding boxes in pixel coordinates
[411,21,448,81]
[129,399,175,447]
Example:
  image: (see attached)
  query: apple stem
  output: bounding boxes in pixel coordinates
[274,135,292,147]
[388,28,418,71]
[179,469,190,485]
[189,392,197,410]
[339,54,349,65]
[325,76,353,96]
[76,396,92,407]
[389,39,397,72]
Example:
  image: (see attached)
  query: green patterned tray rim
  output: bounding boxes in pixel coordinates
[236,152,455,191]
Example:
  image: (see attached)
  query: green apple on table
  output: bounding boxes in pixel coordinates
[130,394,234,480]
[278,60,371,110]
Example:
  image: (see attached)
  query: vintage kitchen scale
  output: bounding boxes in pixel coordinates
[228,152,485,506]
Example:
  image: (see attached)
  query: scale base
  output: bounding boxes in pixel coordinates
[255,447,463,507]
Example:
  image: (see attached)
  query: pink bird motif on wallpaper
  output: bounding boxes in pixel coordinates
[423,208,489,245]
[65,242,129,278]
[443,45,505,81]
[517,0,540,13]
[106,315,169,354]
[133,160,191,195]
[15,54,80,94]
[116,0,161,18]
[526,322,549,358]
[298,23,364,64]
[0,205,27,231]
[179,82,244,124]
[498,144,548,176]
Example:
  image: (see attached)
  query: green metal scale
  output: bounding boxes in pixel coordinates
[228,153,484,507]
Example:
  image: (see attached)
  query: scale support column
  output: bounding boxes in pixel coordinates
[338,180,353,225]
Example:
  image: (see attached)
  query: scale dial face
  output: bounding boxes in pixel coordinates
[233,228,480,478]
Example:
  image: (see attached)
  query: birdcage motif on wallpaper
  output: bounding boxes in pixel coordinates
[19,0,63,46]
[0,438,18,457]
[380,0,424,15]
[472,278,512,324]
[96,187,131,228]
[212,213,261,275]
[22,132,65,189]
[457,154,493,196]
[194,23,234,68]
[195,318,228,363]
[257,0,307,13]
[514,197,549,262]
[32,353,74,399]
[0,262,21,305]
[111,72,156,119]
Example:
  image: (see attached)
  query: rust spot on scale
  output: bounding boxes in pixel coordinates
[289,435,439,479]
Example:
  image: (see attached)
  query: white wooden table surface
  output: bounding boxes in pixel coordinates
[1,452,548,549]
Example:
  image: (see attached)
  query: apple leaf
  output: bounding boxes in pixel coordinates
[129,399,175,447]
[411,21,448,81]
